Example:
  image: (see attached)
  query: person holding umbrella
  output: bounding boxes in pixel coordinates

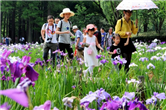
[115,10,138,73]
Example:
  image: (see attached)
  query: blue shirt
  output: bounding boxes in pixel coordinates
[101,32,106,46]
[75,30,83,47]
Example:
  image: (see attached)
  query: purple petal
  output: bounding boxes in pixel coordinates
[33,100,51,110]
[123,92,135,100]
[0,89,29,107]
[13,62,23,78]
[156,93,166,101]
[22,56,31,65]
[25,65,39,81]
[2,49,11,59]
[0,102,11,110]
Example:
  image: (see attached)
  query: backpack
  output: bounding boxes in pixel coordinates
[57,20,72,41]
[120,18,133,31]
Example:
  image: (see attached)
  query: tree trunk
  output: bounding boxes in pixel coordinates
[47,2,50,15]
[18,9,22,43]
[22,19,26,40]
[3,13,6,37]
[0,12,2,43]
[9,13,12,38]
[27,17,32,42]
[6,14,9,36]
[143,24,148,32]
[11,1,16,43]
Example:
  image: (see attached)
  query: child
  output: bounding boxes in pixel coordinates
[108,34,130,70]
[82,24,103,78]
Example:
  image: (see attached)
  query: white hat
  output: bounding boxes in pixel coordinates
[60,8,75,18]
[72,25,78,30]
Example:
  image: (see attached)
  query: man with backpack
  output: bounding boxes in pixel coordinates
[55,8,75,62]
[41,15,58,68]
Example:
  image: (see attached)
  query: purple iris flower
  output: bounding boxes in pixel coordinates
[10,56,39,81]
[100,100,120,110]
[0,102,11,110]
[161,41,166,45]
[34,58,43,66]
[100,59,108,64]
[107,47,110,51]
[153,92,166,101]
[1,65,6,73]
[148,42,157,49]
[96,55,102,59]
[10,62,24,78]
[123,92,135,100]
[0,49,11,68]
[1,49,11,59]
[52,49,62,54]
[61,52,68,56]
[147,63,155,69]
[146,49,156,53]
[80,88,111,109]
[0,78,32,107]
[128,101,148,110]
[112,60,118,65]
[150,56,161,60]
[33,100,51,110]
[139,57,148,62]
[72,85,76,89]
[23,65,38,81]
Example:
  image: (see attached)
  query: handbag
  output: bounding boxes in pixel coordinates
[87,48,93,55]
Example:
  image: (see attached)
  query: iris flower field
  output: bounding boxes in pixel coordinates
[0,39,166,110]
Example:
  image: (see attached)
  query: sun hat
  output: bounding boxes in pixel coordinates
[72,25,78,30]
[85,24,95,32]
[60,8,75,18]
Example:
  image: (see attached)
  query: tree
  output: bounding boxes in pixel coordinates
[149,1,166,35]
[100,0,122,28]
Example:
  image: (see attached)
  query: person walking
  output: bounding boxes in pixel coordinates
[100,27,107,50]
[82,24,103,78]
[55,8,75,62]
[72,25,84,60]
[104,27,114,50]
[41,15,58,68]
[115,10,138,73]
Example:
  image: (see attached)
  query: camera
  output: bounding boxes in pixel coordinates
[47,38,52,43]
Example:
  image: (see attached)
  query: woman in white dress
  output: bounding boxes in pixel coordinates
[82,24,103,77]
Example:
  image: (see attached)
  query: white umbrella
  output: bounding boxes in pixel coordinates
[116,0,158,10]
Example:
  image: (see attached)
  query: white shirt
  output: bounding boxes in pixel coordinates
[41,23,57,43]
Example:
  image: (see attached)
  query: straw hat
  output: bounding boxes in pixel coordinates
[85,24,95,32]
[60,8,75,18]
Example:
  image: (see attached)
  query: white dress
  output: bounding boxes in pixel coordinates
[84,35,99,67]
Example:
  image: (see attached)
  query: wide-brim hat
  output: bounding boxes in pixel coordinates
[60,8,75,18]
[85,24,95,32]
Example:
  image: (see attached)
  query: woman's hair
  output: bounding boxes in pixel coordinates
[113,34,120,39]
[123,10,133,13]
[88,28,95,32]
[47,15,54,20]
[100,27,105,31]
